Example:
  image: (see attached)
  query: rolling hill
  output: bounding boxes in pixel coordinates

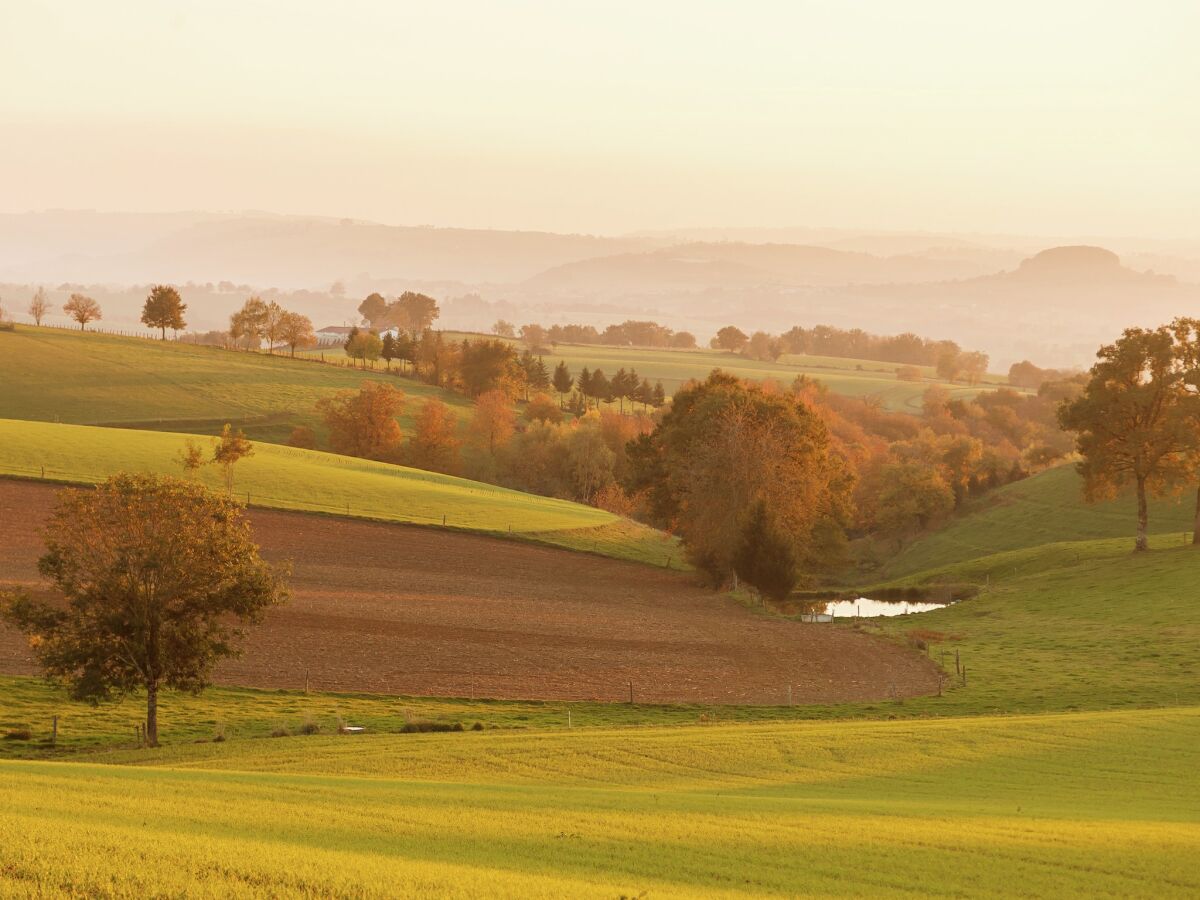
[0,324,470,444]
[0,419,676,565]
[881,464,1196,577]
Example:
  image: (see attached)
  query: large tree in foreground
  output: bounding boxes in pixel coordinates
[1,475,289,746]
[1058,326,1193,551]
[141,284,187,339]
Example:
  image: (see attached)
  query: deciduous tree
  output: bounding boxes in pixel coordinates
[317,382,405,460]
[404,398,461,474]
[1,474,288,746]
[27,287,52,326]
[212,424,254,495]
[63,293,101,331]
[141,284,187,339]
[1059,326,1191,551]
[278,311,316,357]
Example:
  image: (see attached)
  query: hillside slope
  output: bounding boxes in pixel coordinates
[883,465,1195,577]
[0,419,676,564]
[0,324,469,443]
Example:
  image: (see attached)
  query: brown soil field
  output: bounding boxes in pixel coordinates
[0,479,940,705]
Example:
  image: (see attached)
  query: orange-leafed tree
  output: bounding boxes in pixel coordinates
[404,398,462,474]
[317,382,406,460]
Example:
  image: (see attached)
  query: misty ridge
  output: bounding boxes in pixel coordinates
[2,210,1198,369]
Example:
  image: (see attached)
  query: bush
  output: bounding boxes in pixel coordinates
[399,720,462,734]
[298,719,321,735]
[212,723,227,743]
[471,721,484,731]
[270,725,291,738]
[3,728,32,741]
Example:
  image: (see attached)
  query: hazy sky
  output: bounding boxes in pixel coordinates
[3,1,1198,236]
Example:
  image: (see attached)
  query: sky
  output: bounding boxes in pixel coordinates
[2,0,1198,237]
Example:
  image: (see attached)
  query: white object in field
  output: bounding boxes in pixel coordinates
[343,726,365,734]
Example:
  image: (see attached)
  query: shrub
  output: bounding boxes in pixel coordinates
[3,728,32,741]
[270,725,291,738]
[299,719,321,735]
[471,721,484,732]
[212,723,227,743]
[399,720,461,734]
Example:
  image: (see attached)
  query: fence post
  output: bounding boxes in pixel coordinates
[51,715,58,745]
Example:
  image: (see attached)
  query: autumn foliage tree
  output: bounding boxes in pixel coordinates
[317,382,405,460]
[27,287,52,325]
[63,293,101,331]
[628,371,850,584]
[278,311,316,357]
[1,474,289,746]
[404,398,461,474]
[212,424,254,495]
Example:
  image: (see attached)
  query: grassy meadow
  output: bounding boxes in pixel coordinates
[881,464,1196,577]
[0,418,679,564]
[1,708,1196,897]
[0,323,470,444]
[309,334,1012,412]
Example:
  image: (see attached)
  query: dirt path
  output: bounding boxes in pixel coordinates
[0,479,939,705]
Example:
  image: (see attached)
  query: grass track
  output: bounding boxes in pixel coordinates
[0,418,679,565]
[1,708,1197,897]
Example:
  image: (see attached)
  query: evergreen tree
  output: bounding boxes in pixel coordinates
[732,499,798,602]
[553,361,575,408]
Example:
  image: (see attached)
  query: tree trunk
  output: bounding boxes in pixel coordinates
[146,682,159,747]
[161,325,166,340]
[1135,475,1149,552]
[1193,485,1200,545]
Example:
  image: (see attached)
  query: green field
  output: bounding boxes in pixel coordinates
[1,708,1196,896]
[881,464,1196,577]
[0,324,470,443]
[0,418,679,564]
[310,336,1011,413]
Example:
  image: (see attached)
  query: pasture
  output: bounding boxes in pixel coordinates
[0,419,677,563]
[881,464,1196,577]
[1,708,1196,896]
[307,335,1010,412]
[0,323,469,443]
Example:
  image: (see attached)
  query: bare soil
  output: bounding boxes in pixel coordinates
[0,479,940,705]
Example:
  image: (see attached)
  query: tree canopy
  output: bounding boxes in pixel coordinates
[1,474,288,746]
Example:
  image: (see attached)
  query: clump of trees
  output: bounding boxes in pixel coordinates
[318,382,406,460]
[627,371,851,590]
[1,474,289,746]
[228,296,316,355]
[1059,319,1200,550]
[357,291,440,336]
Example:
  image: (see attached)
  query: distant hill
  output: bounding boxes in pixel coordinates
[999,245,1174,285]
[0,211,661,287]
[525,241,990,292]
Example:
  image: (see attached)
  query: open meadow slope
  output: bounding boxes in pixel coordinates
[0,324,470,443]
[1,708,1197,897]
[881,464,1196,577]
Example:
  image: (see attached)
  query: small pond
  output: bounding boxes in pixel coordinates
[781,596,956,622]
